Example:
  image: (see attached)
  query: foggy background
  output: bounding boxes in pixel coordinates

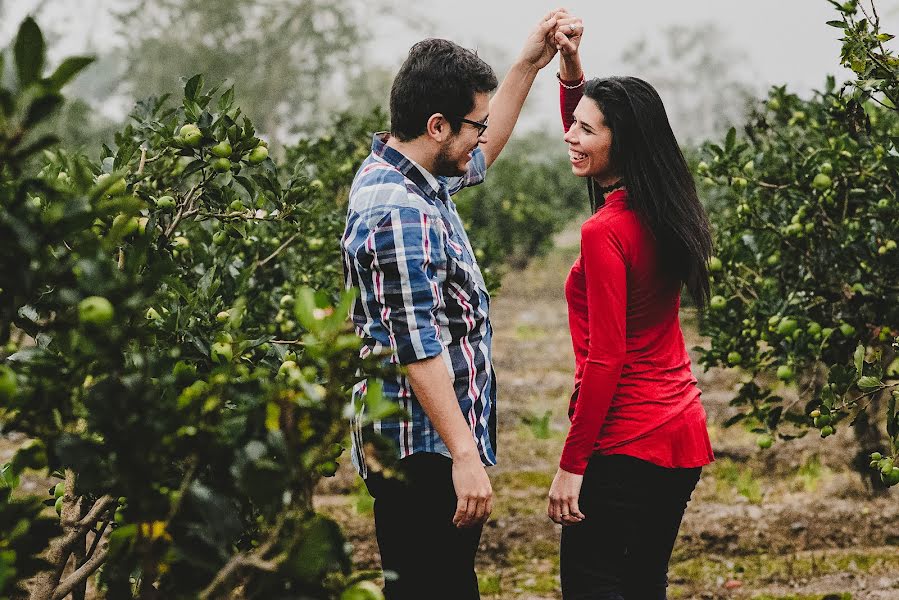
[2,0,897,147]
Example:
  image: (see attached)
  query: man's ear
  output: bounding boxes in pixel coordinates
[426,113,450,142]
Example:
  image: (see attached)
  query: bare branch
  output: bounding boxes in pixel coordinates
[51,545,109,600]
[256,232,301,268]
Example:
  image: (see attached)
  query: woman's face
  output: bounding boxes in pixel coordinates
[563,97,618,185]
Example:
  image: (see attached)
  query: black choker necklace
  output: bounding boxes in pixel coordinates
[597,179,625,195]
[588,179,626,214]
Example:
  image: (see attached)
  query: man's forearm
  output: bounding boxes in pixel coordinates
[406,355,480,460]
[481,60,540,168]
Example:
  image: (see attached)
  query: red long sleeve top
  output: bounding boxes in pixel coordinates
[558,81,714,475]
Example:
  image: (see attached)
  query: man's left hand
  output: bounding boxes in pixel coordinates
[517,10,561,70]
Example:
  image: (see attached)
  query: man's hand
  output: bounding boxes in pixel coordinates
[451,452,493,528]
[516,10,561,71]
[547,467,585,526]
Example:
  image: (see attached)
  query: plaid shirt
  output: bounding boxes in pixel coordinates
[342,133,496,477]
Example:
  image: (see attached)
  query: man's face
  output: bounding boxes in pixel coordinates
[434,92,490,177]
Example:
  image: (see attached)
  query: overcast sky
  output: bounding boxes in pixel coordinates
[3,0,898,133]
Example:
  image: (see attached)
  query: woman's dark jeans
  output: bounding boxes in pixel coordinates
[560,453,702,600]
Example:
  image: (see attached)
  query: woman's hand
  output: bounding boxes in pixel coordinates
[549,11,584,82]
[547,467,586,525]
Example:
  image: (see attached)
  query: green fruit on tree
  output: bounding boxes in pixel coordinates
[180,124,202,147]
[810,409,821,418]
[813,414,832,428]
[340,581,385,600]
[776,318,798,337]
[212,157,232,173]
[97,173,127,196]
[820,162,833,175]
[732,177,748,191]
[213,230,228,245]
[727,351,742,366]
[812,173,833,191]
[882,467,899,487]
[820,425,834,438]
[229,199,245,212]
[870,452,882,461]
[156,195,176,210]
[756,434,773,449]
[743,160,755,175]
[307,237,325,251]
[114,508,125,525]
[280,294,295,308]
[248,145,269,165]
[78,296,114,325]
[216,310,230,323]
[210,342,233,364]
[0,366,17,402]
[145,307,162,321]
[776,365,794,381]
[55,496,64,516]
[172,236,190,250]
[210,141,232,158]
[53,482,65,499]
[839,323,856,337]
[318,461,338,477]
[708,257,723,272]
[709,295,726,311]
[767,98,781,111]
[807,322,822,336]
[766,253,780,266]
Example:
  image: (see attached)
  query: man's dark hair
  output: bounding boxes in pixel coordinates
[390,39,498,141]
[584,76,714,309]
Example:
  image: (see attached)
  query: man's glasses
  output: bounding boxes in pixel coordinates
[456,116,489,137]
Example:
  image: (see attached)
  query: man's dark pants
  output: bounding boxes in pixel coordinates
[560,453,701,600]
[364,452,483,600]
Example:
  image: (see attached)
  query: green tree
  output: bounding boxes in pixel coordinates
[2,18,396,598]
[698,0,899,489]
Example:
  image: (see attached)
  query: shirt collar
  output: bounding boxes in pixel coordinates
[371,132,444,200]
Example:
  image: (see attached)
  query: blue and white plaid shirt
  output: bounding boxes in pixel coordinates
[342,133,496,477]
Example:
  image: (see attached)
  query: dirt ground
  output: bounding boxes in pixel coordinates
[315,226,899,600]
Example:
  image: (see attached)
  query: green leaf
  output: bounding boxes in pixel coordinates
[14,17,45,88]
[854,344,865,376]
[725,127,736,152]
[888,391,898,439]
[184,74,204,102]
[12,134,58,161]
[46,56,94,91]
[218,86,235,113]
[23,93,63,127]
[826,20,848,28]
[857,376,882,392]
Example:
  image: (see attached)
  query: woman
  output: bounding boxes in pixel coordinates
[545,13,715,600]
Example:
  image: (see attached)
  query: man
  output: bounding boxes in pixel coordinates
[341,12,562,600]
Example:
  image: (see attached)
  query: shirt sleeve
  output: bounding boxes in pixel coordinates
[559,216,628,474]
[560,81,585,133]
[446,147,487,195]
[364,205,447,365]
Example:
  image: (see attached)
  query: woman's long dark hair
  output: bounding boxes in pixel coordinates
[583,76,713,309]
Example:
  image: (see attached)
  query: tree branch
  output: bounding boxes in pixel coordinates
[51,545,109,600]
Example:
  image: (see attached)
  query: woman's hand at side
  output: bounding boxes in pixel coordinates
[547,467,586,525]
